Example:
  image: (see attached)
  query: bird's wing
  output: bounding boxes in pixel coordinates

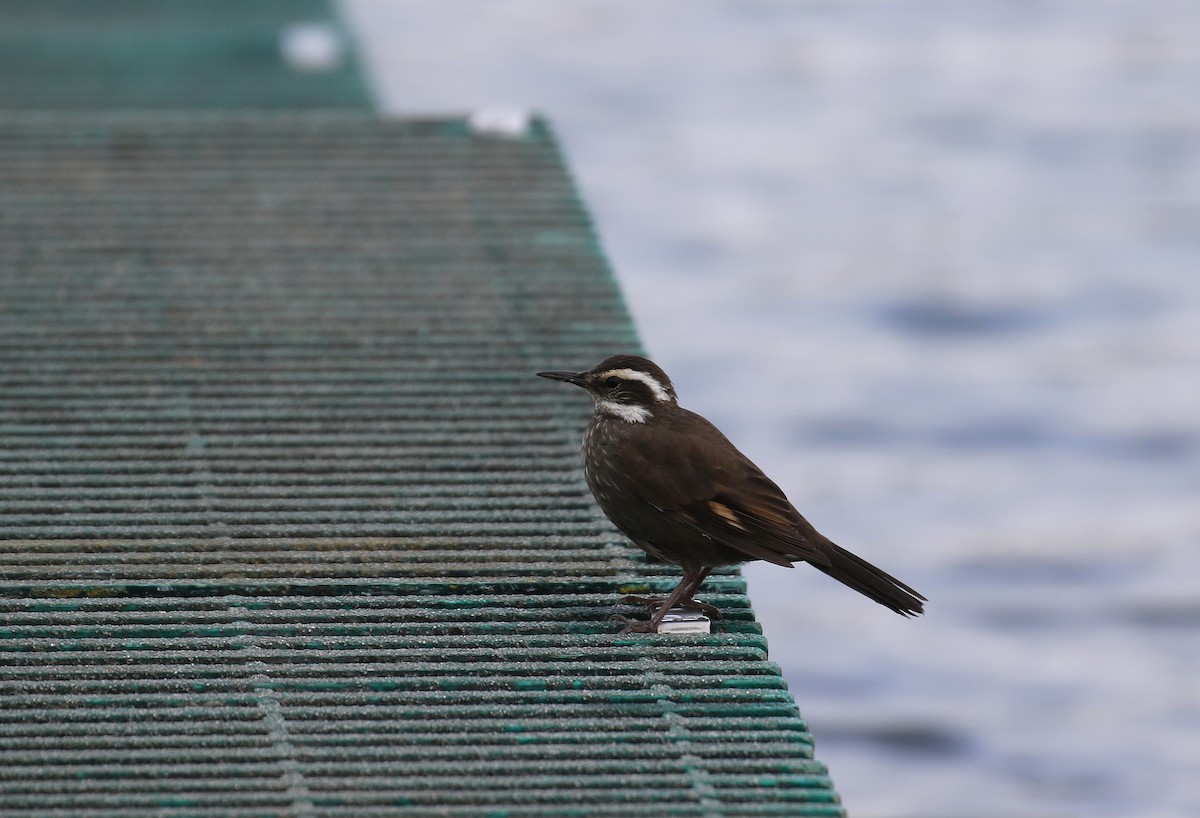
[619,413,832,567]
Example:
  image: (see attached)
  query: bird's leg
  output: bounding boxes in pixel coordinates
[621,566,720,616]
[675,566,714,610]
[621,594,723,618]
[611,565,713,634]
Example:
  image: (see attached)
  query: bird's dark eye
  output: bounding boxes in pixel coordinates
[604,376,621,388]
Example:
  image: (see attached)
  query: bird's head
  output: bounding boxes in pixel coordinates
[537,354,677,423]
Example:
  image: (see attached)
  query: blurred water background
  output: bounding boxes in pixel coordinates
[342,2,1200,815]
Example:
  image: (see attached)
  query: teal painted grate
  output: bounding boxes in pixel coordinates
[0,114,844,817]
[0,0,372,110]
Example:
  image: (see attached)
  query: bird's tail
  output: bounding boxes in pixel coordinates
[812,542,926,616]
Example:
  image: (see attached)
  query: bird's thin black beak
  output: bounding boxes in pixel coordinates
[536,369,586,387]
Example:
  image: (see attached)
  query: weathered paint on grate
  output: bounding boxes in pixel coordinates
[0,115,844,817]
[0,0,371,110]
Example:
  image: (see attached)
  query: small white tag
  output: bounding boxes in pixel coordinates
[280,23,344,73]
[656,608,711,634]
[468,108,533,139]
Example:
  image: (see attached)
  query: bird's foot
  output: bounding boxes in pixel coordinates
[608,614,656,635]
[621,594,723,619]
[620,594,666,610]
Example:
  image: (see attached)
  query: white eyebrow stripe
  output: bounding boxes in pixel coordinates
[599,368,672,402]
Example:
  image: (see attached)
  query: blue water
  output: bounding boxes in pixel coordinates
[344,2,1200,815]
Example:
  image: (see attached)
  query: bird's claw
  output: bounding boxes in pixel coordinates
[608,614,656,634]
[620,594,665,609]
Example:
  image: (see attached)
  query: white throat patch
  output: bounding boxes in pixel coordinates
[595,398,652,424]
[596,399,651,424]
[599,368,672,403]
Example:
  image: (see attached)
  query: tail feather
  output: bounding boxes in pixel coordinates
[812,542,926,616]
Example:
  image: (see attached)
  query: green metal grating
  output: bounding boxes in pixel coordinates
[0,0,372,109]
[0,114,844,817]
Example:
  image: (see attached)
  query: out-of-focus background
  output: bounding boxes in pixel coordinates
[341,2,1199,816]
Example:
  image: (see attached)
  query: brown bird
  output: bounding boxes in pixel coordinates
[538,354,926,634]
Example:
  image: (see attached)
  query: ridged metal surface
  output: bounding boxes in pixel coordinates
[0,0,370,109]
[0,115,843,817]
